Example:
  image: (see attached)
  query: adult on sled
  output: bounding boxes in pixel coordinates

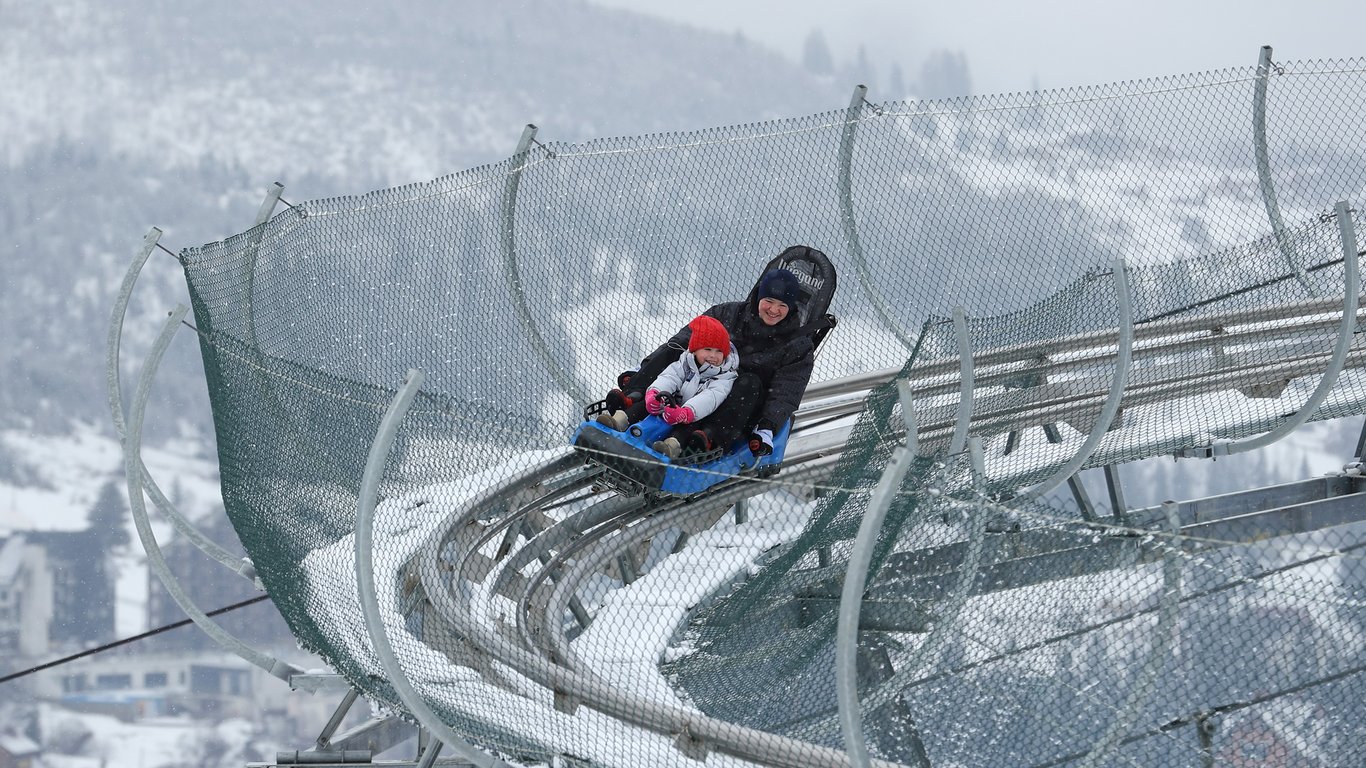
[615,245,836,458]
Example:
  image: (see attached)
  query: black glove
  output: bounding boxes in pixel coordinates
[617,370,637,389]
[748,432,774,457]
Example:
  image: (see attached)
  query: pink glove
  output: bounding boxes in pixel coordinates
[662,404,695,425]
[645,389,665,415]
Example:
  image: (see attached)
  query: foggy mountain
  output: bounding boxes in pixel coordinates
[0,0,854,448]
[2,0,1360,524]
[4,6,1365,764]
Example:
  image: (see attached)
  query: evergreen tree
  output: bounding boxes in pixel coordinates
[802,29,834,76]
[888,62,908,98]
[35,479,128,648]
[88,479,130,551]
[918,49,973,101]
[850,44,877,93]
[39,528,115,647]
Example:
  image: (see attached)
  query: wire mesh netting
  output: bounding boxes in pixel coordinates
[175,58,1366,766]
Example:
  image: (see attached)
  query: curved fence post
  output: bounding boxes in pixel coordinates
[244,181,286,350]
[355,368,504,768]
[108,228,162,440]
[949,307,975,455]
[843,437,991,736]
[1078,500,1184,767]
[837,379,919,767]
[122,305,303,682]
[1019,259,1134,502]
[838,85,917,351]
[1211,201,1360,456]
[500,124,590,410]
[107,229,260,585]
[253,181,286,228]
[1252,45,1315,296]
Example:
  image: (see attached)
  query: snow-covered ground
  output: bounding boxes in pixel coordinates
[0,423,221,533]
[1,423,225,637]
[36,705,257,768]
[288,447,823,766]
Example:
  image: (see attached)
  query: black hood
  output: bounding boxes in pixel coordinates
[741,271,830,340]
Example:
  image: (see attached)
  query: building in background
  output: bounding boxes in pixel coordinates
[0,732,41,768]
[31,652,258,722]
[0,535,53,664]
[25,529,115,653]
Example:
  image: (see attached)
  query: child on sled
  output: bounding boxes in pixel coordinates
[596,315,739,459]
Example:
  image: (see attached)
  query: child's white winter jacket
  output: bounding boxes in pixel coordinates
[650,346,740,421]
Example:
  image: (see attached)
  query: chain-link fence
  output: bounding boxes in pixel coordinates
[177,57,1366,766]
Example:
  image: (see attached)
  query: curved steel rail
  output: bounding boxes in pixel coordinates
[121,305,303,683]
[413,454,871,768]
[419,274,1366,697]
[837,84,917,351]
[354,368,504,768]
[424,428,848,678]
[107,228,259,584]
[458,260,1366,760]
[489,494,644,627]
[517,499,658,663]
[532,456,843,674]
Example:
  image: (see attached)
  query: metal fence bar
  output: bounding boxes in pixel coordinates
[949,306,974,455]
[354,368,505,768]
[500,124,590,409]
[844,437,992,725]
[106,228,259,584]
[1189,202,1360,457]
[243,181,285,351]
[836,379,920,767]
[838,84,915,351]
[120,304,302,682]
[1251,45,1315,296]
[107,227,161,440]
[1019,259,1134,502]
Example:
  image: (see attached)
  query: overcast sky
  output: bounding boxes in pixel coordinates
[588,0,1360,96]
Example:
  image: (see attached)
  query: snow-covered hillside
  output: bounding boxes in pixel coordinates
[0,424,224,637]
[5,3,1366,764]
[0,0,848,187]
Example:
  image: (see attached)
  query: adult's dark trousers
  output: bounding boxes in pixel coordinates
[622,351,676,400]
[691,372,764,449]
[604,389,650,424]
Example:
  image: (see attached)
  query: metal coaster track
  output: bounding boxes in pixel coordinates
[110,202,1366,765]
[354,214,1366,765]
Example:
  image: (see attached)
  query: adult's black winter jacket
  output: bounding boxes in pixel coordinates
[636,287,831,434]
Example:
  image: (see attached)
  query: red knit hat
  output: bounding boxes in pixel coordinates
[687,315,730,354]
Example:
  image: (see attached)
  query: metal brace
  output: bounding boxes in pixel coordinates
[673,724,709,761]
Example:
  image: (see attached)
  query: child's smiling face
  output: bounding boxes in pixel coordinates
[694,346,725,367]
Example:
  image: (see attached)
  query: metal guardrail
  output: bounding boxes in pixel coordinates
[386,208,1366,767]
